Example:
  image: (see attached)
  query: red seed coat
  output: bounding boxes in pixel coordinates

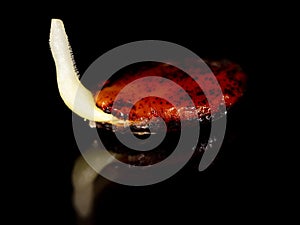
[95,59,247,124]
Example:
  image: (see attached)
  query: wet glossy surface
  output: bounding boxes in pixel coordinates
[95,60,247,125]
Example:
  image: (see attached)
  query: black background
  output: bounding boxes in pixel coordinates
[9,9,291,225]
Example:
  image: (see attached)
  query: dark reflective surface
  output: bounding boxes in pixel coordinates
[29,15,275,225]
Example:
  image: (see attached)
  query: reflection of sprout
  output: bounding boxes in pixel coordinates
[49,19,124,125]
[72,143,119,219]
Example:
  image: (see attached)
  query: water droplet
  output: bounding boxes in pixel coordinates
[89,120,96,128]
